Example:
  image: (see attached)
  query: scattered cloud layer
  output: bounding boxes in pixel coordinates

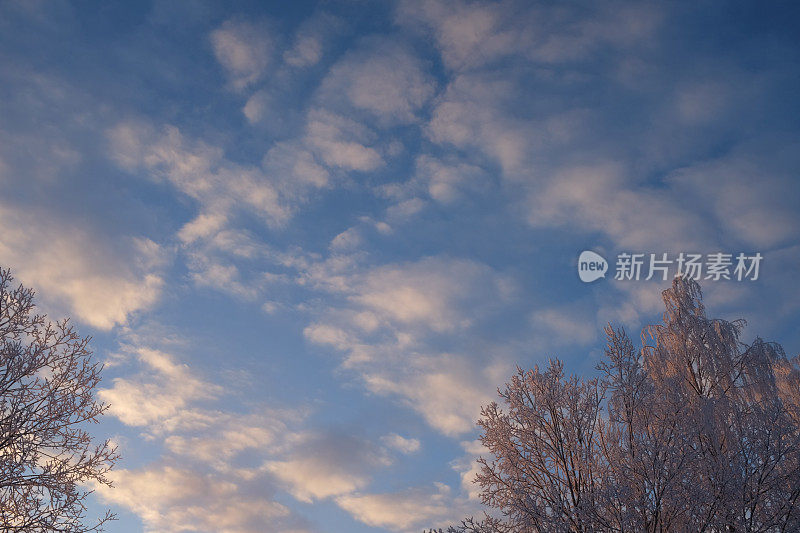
[0,203,164,330]
[3,1,799,531]
[304,256,515,436]
[211,18,273,90]
[318,40,436,125]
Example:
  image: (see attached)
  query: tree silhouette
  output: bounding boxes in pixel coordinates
[0,268,117,531]
[451,277,800,532]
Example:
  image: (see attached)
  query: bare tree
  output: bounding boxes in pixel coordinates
[451,277,800,532]
[0,268,118,532]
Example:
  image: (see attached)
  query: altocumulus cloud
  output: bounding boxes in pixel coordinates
[2,0,799,531]
[0,203,164,330]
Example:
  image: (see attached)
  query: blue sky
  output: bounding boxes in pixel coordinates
[1,1,799,531]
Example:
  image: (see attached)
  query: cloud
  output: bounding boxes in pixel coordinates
[284,34,322,68]
[177,212,227,245]
[336,483,476,532]
[99,347,220,426]
[265,430,390,503]
[425,72,547,176]
[672,81,730,124]
[451,439,486,501]
[283,11,343,68]
[102,331,487,530]
[414,154,488,203]
[386,197,427,221]
[185,254,260,299]
[380,433,421,454]
[405,1,795,264]
[266,458,366,503]
[161,413,282,469]
[527,162,713,250]
[525,138,800,256]
[0,203,164,330]
[666,144,800,249]
[303,256,515,435]
[350,257,511,333]
[330,227,363,251]
[108,121,291,227]
[529,306,597,347]
[304,109,384,171]
[397,0,661,71]
[242,89,273,123]
[403,1,662,187]
[96,465,305,533]
[108,120,331,300]
[211,18,272,90]
[396,0,516,71]
[362,353,508,436]
[95,335,316,532]
[96,329,415,530]
[262,140,330,189]
[318,40,436,125]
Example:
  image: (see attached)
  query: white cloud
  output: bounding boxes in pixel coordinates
[96,465,301,533]
[108,122,290,227]
[319,40,436,125]
[264,431,390,503]
[330,227,363,251]
[351,257,511,333]
[0,203,164,330]
[262,141,330,189]
[415,154,487,203]
[266,458,368,503]
[100,328,487,530]
[108,120,332,300]
[99,347,220,426]
[158,410,291,471]
[525,141,800,256]
[283,11,343,68]
[397,0,661,71]
[303,323,353,350]
[425,73,542,176]
[403,1,662,188]
[95,335,315,532]
[362,354,508,436]
[242,90,272,123]
[386,197,427,221]
[527,162,713,250]
[187,258,259,299]
[336,483,475,532]
[596,279,672,332]
[303,256,515,436]
[396,0,515,71]
[96,329,411,530]
[666,147,800,248]
[673,81,730,124]
[530,306,597,347]
[452,439,486,501]
[177,212,227,244]
[211,18,272,90]
[304,109,383,171]
[179,223,273,300]
[284,35,322,68]
[380,433,421,454]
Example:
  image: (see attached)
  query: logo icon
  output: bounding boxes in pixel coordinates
[578,251,608,283]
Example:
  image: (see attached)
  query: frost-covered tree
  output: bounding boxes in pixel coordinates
[0,268,117,531]
[452,277,800,532]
